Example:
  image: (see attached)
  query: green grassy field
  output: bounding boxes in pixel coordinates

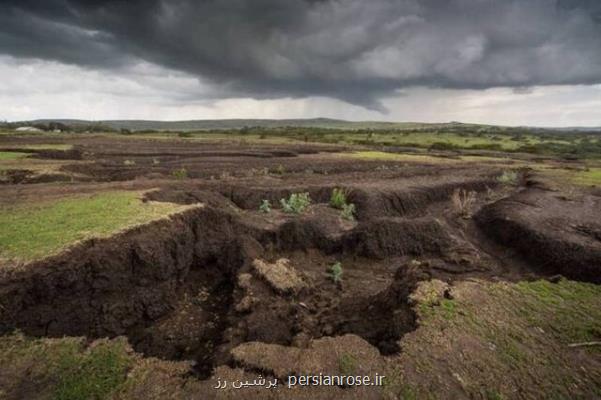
[338,150,462,164]
[0,152,29,161]
[388,278,601,399]
[0,191,193,265]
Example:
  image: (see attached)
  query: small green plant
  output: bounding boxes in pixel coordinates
[123,159,135,166]
[259,199,271,213]
[280,192,311,214]
[171,168,188,179]
[330,187,349,209]
[340,203,356,221]
[497,170,518,185]
[329,261,343,283]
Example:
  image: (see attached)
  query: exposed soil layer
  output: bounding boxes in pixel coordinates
[1,135,600,398]
[476,188,601,283]
[0,196,444,375]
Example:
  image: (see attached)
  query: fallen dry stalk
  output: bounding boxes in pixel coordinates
[567,341,601,348]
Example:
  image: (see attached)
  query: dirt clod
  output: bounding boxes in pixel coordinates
[252,258,306,295]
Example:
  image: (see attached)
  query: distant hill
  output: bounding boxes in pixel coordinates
[26,118,489,132]
[17,118,600,132]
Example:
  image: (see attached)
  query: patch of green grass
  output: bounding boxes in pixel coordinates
[485,389,505,400]
[534,164,601,187]
[439,299,458,320]
[416,292,458,322]
[577,168,601,185]
[171,168,188,179]
[496,170,518,185]
[53,340,132,400]
[0,334,133,400]
[561,167,601,186]
[381,369,422,400]
[405,278,601,399]
[340,151,461,164]
[514,279,601,343]
[21,144,73,151]
[0,151,29,161]
[338,353,357,375]
[0,191,192,264]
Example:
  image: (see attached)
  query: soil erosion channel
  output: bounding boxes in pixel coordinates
[0,177,498,378]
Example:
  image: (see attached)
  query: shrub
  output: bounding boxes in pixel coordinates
[451,188,477,218]
[341,203,356,221]
[280,192,311,214]
[329,261,343,283]
[171,168,188,179]
[497,170,518,185]
[259,199,271,213]
[330,188,348,209]
[429,142,458,151]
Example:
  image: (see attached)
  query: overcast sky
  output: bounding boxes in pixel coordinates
[1,0,600,126]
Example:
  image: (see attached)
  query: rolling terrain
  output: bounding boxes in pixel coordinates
[0,127,600,399]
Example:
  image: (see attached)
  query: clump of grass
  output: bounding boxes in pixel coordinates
[451,188,477,218]
[330,188,356,220]
[338,353,357,375]
[280,192,311,214]
[171,168,188,179]
[497,170,518,185]
[123,159,136,166]
[259,199,271,213]
[274,164,286,175]
[54,340,132,400]
[330,188,348,209]
[329,261,343,283]
[152,158,160,165]
[340,203,356,221]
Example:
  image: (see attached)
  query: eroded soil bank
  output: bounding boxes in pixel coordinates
[0,174,512,382]
[0,196,431,377]
[1,137,600,399]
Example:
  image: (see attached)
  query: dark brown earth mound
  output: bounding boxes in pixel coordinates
[476,188,601,283]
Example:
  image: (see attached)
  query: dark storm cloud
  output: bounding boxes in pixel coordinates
[1,0,600,110]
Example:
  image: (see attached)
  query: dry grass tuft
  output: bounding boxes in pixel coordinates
[451,188,477,218]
